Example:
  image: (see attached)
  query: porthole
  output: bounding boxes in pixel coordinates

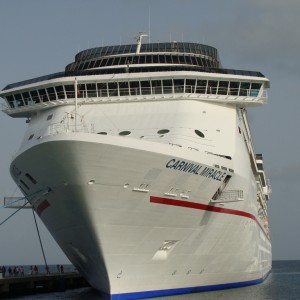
[47,114,53,120]
[20,180,30,190]
[157,129,170,134]
[97,132,107,135]
[25,173,37,184]
[195,130,205,138]
[28,134,34,140]
[119,131,131,136]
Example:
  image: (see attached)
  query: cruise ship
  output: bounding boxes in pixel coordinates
[0,34,271,299]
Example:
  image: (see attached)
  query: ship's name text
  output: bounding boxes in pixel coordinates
[166,159,226,181]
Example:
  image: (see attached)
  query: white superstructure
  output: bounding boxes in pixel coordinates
[0,36,271,299]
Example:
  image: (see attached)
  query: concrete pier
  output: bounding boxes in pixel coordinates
[0,272,89,296]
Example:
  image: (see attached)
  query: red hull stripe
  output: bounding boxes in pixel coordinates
[36,199,50,216]
[150,196,270,241]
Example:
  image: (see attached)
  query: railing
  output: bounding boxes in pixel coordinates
[48,123,95,135]
[211,190,244,203]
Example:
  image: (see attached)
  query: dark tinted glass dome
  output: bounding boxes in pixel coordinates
[65,42,221,72]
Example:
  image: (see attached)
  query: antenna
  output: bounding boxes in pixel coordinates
[148,5,151,43]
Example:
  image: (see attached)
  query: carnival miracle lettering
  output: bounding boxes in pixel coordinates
[166,159,227,181]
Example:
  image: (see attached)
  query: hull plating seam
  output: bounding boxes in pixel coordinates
[150,196,270,241]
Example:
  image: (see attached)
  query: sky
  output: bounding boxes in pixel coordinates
[0,0,299,265]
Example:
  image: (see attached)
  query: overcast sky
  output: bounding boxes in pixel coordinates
[0,0,299,265]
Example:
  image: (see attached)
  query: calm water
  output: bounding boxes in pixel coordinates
[7,261,300,300]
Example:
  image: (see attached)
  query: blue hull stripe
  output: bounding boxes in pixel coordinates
[111,271,271,300]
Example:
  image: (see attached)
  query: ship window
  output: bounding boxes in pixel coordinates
[22,92,30,105]
[18,185,27,195]
[250,83,261,96]
[204,57,210,67]
[152,80,162,94]
[83,61,89,69]
[25,173,37,184]
[108,82,118,96]
[165,55,173,64]
[163,80,173,94]
[101,58,108,66]
[119,57,127,65]
[55,86,65,99]
[195,129,205,138]
[240,82,250,96]
[119,131,131,136]
[119,82,129,96]
[207,81,218,94]
[218,81,229,95]
[132,56,138,64]
[98,59,104,67]
[20,180,30,190]
[172,55,179,64]
[87,83,97,97]
[47,87,56,100]
[153,55,159,63]
[65,85,75,98]
[179,56,186,64]
[196,80,207,94]
[191,56,197,65]
[157,129,170,134]
[141,81,151,95]
[146,56,152,64]
[87,60,96,69]
[158,55,164,63]
[129,81,140,95]
[139,56,146,64]
[107,58,114,67]
[195,57,201,66]
[97,132,107,135]
[77,62,84,70]
[126,56,133,64]
[186,79,196,93]
[185,56,192,65]
[174,79,184,93]
[47,114,53,120]
[28,134,34,140]
[78,84,86,98]
[38,89,49,102]
[30,90,40,103]
[14,94,24,107]
[6,95,15,108]
[97,83,108,97]
[94,59,101,68]
[229,82,240,96]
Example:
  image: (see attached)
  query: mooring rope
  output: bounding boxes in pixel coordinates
[0,187,51,268]
[0,200,29,226]
[32,208,48,268]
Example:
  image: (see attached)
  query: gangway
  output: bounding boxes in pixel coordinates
[3,197,32,208]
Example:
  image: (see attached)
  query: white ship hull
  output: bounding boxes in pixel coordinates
[10,127,271,299]
[1,39,272,299]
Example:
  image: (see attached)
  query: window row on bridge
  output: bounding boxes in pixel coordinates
[5,79,262,109]
[74,42,219,63]
[66,53,219,72]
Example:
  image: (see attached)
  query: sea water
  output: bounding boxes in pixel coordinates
[7,261,300,300]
